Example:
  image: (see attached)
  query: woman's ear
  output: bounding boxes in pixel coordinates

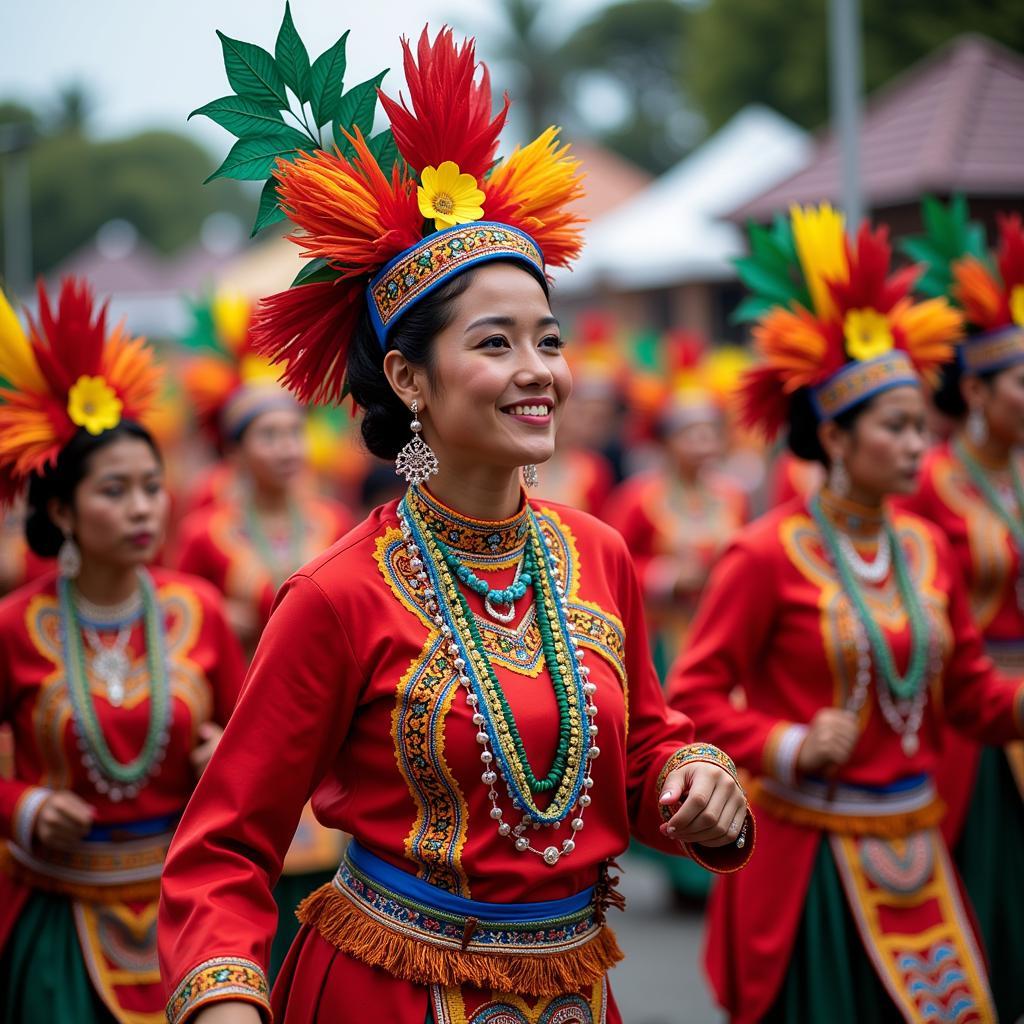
[47,497,73,538]
[383,350,428,414]
[817,418,848,466]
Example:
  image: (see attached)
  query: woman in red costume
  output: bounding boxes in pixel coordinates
[667,204,1024,1024]
[899,199,1024,1020]
[0,279,244,1023]
[157,14,753,1024]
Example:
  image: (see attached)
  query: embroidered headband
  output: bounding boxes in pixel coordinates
[902,198,1024,379]
[195,13,585,406]
[734,203,963,438]
[0,278,163,506]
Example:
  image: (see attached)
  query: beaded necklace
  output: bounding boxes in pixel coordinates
[399,489,598,867]
[244,498,306,588]
[58,570,172,801]
[810,494,932,702]
[953,436,1024,549]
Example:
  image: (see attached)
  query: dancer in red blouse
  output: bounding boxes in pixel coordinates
[668,204,1024,1024]
[157,14,753,1024]
[0,279,244,1023]
[900,200,1024,1020]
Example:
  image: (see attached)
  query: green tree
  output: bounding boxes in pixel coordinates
[689,0,1024,132]
[560,0,695,173]
[0,98,248,277]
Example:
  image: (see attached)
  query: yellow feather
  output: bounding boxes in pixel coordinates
[790,204,848,324]
[0,290,46,393]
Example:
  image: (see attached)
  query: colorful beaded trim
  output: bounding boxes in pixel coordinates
[960,327,1024,375]
[165,957,269,1024]
[402,494,590,825]
[812,351,917,421]
[656,743,739,795]
[333,851,603,955]
[368,222,545,347]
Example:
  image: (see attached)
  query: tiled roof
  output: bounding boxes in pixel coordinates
[730,35,1024,222]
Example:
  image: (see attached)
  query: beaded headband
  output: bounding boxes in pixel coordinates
[958,327,1024,376]
[367,223,545,348]
[811,351,919,420]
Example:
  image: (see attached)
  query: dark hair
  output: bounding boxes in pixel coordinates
[786,387,872,465]
[346,262,550,460]
[931,358,998,419]
[25,421,161,558]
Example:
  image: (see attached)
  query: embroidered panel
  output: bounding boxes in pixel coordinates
[431,977,607,1024]
[165,957,269,1024]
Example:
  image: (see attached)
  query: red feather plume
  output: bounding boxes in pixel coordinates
[997,213,1024,293]
[377,26,509,180]
[827,223,919,316]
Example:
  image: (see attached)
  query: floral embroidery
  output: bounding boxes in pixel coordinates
[165,957,268,1024]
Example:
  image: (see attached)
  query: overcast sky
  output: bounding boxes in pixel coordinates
[2,0,609,148]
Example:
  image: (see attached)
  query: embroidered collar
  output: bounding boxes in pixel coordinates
[817,487,885,539]
[406,485,531,559]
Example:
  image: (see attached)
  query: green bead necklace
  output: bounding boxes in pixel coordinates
[810,494,932,701]
[244,499,306,587]
[59,570,171,800]
[953,435,1024,549]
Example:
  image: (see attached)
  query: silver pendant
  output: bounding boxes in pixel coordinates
[92,648,130,707]
[901,732,919,756]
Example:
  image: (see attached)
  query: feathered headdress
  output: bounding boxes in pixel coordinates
[902,197,1024,376]
[194,9,585,406]
[734,203,964,438]
[0,278,162,505]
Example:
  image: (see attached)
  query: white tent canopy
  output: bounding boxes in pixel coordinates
[556,106,811,294]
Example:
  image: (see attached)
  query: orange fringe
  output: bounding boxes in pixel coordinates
[749,781,946,837]
[0,847,161,903]
[296,883,623,997]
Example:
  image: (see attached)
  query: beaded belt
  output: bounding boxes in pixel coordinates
[751,774,944,837]
[2,814,176,901]
[295,840,624,996]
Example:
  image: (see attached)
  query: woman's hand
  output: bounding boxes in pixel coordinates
[33,790,95,850]
[193,1002,262,1024]
[796,708,859,775]
[658,762,747,848]
[190,722,224,778]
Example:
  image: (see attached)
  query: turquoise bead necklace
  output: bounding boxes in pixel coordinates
[953,435,1024,549]
[434,534,532,623]
[810,494,932,702]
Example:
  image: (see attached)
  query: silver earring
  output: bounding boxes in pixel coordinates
[522,464,539,488]
[395,400,439,487]
[966,408,988,446]
[57,532,81,579]
[829,457,850,498]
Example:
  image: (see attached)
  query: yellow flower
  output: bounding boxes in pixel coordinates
[67,375,123,435]
[843,308,895,362]
[417,161,485,230]
[1010,284,1024,327]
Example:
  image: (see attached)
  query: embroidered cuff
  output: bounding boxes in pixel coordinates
[656,743,739,795]
[166,957,269,1024]
[12,786,51,852]
[763,723,809,786]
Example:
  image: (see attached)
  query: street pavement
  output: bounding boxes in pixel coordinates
[606,852,722,1024]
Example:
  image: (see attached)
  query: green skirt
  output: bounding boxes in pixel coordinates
[270,868,337,985]
[0,890,117,1024]
[763,840,902,1024]
[955,744,1024,1021]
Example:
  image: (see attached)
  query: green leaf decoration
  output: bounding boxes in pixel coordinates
[730,295,776,325]
[217,31,290,110]
[179,299,221,352]
[310,31,350,128]
[206,133,308,183]
[332,72,388,152]
[367,130,401,174]
[252,179,287,236]
[189,95,293,139]
[275,3,312,103]
[899,195,990,299]
[733,214,811,318]
[291,257,341,287]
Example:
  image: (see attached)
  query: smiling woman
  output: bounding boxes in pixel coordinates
[156,13,753,1024]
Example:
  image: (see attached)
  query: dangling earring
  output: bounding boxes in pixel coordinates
[58,531,81,579]
[522,464,539,488]
[966,407,988,447]
[395,400,439,487]
[829,456,850,498]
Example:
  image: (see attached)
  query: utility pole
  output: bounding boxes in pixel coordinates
[828,0,865,230]
[0,123,34,298]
